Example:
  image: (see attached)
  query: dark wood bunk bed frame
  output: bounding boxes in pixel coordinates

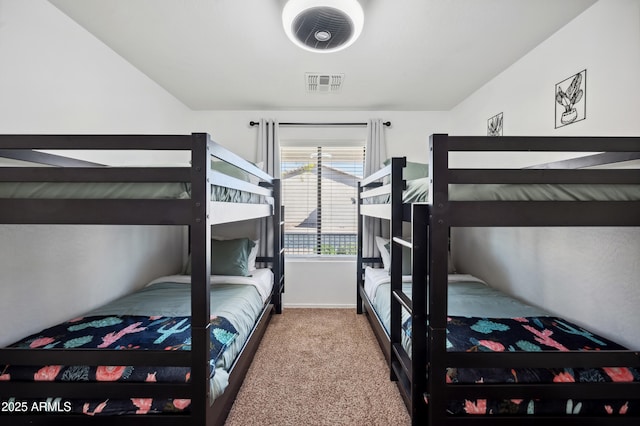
[356,157,407,363]
[0,133,284,425]
[358,134,640,425]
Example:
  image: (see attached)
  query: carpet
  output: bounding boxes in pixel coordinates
[224,308,410,425]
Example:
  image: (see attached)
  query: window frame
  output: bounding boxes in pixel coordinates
[280,143,365,257]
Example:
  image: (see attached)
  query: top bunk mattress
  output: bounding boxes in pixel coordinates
[0,181,267,203]
[366,177,640,204]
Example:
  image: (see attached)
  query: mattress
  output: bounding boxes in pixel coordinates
[363,178,429,204]
[0,181,267,204]
[411,314,640,417]
[1,269,273,415]
[365,267,640,417]
[365,177,640,204]
[363,266,548,337]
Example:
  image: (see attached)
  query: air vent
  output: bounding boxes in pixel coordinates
[306,73,344,93]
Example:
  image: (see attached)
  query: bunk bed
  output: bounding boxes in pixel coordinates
[357,134,640,425]
[356,156,431,361]
[0,133,285,425]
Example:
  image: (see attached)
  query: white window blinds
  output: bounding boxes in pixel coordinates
[281,145,365,255]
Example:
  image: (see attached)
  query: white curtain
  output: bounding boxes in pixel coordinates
[363,119,388,258]
[256,119,280,258]
[257,119,280,178]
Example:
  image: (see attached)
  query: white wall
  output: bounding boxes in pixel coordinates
[0,1,191,134]
[0,225,183,346]
[189,110,450,308]
[450,0,640,137]
[188,110,451,164]
[284,259,357,308]
[0,0,190,345]
[449,0,640,349]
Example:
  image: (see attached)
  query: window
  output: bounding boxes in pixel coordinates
[281,145,365,255]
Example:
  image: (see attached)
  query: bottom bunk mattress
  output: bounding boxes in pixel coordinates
[370,269,640,417]
[420,315,640,417]
[0,268,273,416]
[363,266,548,339]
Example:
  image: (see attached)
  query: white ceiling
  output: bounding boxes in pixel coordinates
[49,0,597,111]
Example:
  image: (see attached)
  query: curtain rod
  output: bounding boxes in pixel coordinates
[249,121,391,127]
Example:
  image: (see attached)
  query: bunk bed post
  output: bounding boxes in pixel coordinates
[357,181,364,314]
[411,203,428,424]
[425,134,450,425]
[189,133,213,425]
[389,157,406,380]
[272,178,284,314]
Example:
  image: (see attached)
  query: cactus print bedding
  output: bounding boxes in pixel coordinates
[1,314,238,415]
[402,315,639,416]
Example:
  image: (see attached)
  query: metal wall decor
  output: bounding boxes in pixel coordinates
[555,69,586,128]
[487,112,503,136]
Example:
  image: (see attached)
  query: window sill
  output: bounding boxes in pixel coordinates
[285,255,356,262]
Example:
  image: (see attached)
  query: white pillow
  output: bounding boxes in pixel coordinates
[376,235,456,274]
[375,236,391,270]
[248,239,259,271]
[249,161,265,185]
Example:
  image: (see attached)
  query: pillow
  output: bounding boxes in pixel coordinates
[248,239,259,271]
[383,241,412,275]
[375,236,391,270]
[211,160,251,182]
[404,161,429,181]
[377,235,455,275]
[211,238,255,276]
[382,159,429,183]
[213,236,259,270]
[183,238,256,276]
[249,161,264,185]
[402,246,412,275]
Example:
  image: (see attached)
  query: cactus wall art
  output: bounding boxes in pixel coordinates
[555,69,586,128]
[487,112,503,136]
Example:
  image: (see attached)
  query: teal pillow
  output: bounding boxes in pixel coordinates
[211,238,255,276]
[382,159,429,182]
[211,161,251,182]
[404,161,429,181]
[184,238,256,276]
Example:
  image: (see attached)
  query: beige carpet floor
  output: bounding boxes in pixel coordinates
[225,308,411,426]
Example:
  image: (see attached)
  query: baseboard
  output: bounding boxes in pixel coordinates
[283,303,356,309]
